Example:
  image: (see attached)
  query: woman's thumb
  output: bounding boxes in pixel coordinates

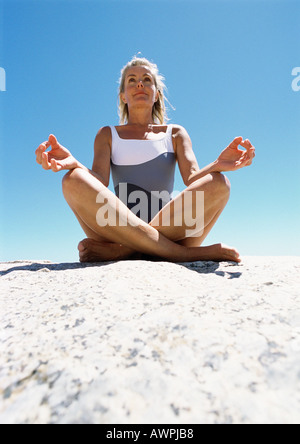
[48,134,58,146]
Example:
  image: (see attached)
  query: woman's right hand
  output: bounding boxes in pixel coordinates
[35,134,79,172]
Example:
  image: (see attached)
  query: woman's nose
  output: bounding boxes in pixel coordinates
[137,80,144,88]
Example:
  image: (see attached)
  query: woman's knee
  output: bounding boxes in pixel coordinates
[190,172,231,197]
[63,166,87,183]
[62,167,97,202]
[62,168,81,196]
[62,167,108,204]
[210,172,231,196]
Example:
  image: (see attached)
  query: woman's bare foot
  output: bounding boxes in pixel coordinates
[210,243,241,263]
[78,238,240,264]
[78,238,138,263]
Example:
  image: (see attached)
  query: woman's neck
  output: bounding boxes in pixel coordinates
[127,109,155,127]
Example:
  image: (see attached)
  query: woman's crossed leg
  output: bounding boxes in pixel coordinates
[62,167,240,263]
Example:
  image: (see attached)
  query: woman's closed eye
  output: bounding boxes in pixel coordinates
[128,77,152,84]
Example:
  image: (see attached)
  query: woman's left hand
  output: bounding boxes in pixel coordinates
[215,137,255,172]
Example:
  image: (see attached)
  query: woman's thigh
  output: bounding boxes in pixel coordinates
[149,173,230,245]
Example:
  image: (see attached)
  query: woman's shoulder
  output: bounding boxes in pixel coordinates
[169,124,190,139]
[95,125,114,135]
[94,126,113,147]
[95,125,115,139]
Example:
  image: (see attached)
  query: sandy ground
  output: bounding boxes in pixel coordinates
[0,256,299,424]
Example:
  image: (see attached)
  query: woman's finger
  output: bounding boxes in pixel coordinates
[239,151,248,162]
[35,144,44,164]
[36,141,50,154]
[41,151,51,170]
[236,154,250,168]
[242,155,254,167]
[35,141,50,164]
[228,137,243,151]
[241,139,253,147]
[241,139,255,153]
[241,140,256,162]
[51,158,63,172]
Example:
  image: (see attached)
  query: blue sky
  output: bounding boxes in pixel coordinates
[0,0,299,262]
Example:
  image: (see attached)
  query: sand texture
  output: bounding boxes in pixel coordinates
[0,256,299,424]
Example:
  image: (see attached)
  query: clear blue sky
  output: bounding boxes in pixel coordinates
[0,0,299,262]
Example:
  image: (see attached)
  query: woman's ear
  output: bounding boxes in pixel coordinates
[120,93,127,104]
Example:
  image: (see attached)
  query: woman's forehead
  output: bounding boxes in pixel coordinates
[125,66,153,77]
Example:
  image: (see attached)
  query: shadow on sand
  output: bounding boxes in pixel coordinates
[0,259,242,279]
[0,261,104,276]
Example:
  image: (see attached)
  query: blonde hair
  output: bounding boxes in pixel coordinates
[118,56,168,125]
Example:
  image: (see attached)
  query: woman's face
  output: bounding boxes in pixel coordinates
[121,66,159,112]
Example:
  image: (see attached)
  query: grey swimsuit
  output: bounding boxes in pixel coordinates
[110,125,176,223]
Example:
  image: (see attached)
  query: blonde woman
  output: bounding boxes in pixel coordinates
[35,57,255,263]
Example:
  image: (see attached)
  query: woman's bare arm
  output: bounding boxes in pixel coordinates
[35,127,112,187]
[173,125,213,187]
[174,125,255,187]
[91,126,112,187]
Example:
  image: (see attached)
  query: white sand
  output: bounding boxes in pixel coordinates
[0,256,299,424]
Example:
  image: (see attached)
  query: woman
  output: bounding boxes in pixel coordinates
[35,56,255,263]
